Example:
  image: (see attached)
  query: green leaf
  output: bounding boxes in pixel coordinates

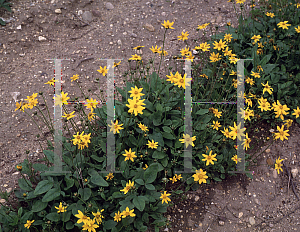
[196,109,209,115]
[144,164,158,184]
[162,132,175,140]
[34,180,53,195]
[145,184,155,190]
[78,188,91,201]
[161,157,168,167]
[133,196,145,211]
[32,163,48,172]
[46,212,60,222]
[42,188,60,202]
[64,176,74,190]
[149,132,164,147]
[156,103,163,112]
[32,200,48,212]
[18,178,33,191]
[103,220,117,230]
[88,169,109,187]
[66,221,74,230]
[134,179,144,185]
[213,177,222,182]
[129,135,137,146]
[43,150,54,163]
[91,155,105,163]
[152,150,166,159]
[260,54,272,66]
[164,119,172,126]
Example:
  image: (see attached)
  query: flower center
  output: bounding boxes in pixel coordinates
[134,91,138,94]
[134,104,138,108]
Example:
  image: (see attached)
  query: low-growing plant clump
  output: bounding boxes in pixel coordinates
[1,0,300,231]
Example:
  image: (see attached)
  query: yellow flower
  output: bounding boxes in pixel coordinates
[261,81,273,95]
[180,47,190,56]
[147,139,158,149]
[258,98,271,112]
[275,157,284,174]
[142,164,148,170]
[88,110,96,121]
[195,42,210,52]
[24,220,35,229]
[108,120,124,134]
[245,77,254,86]
[213,108,222,118]
[128,86,145,99]
[160,191,171,204]
[272,100,290,120]
[295,26,300,33]
[211,121,221,130]
[192,169,208,184]
[230,70,237,75]
[277,21,291,30]
[75,210,90,224]
[82,218,99,232]
[284,119,293,129]
[120,180,135,195]
[92,209,104,225]
[265,12,275,18]
[70,74,79,82]
[173,73,192,89]
[229,122,245,141]
[197,23,210,30]
[55,202,67,213]
[210,52,221,62]
[223,47,233,56]
[106,173,114,180]
[122,148,137,162]
[257,65,263,72]
[159,49,168,56]
[236,0,245,4]
[85,98,98,110]
[126,97,146,116]
[179,134,196,148]
[257,48,263,55]
[213,39,227,51]
[133,46,144,50]
[292,106,300,118]
[250,71,260,78]
[129,54,142,61]
[178,31,189,41]
[17,165,22,171]
[162,20,174,29]
[232,155,241,164]
[72,131,84,145]
[169,176,177,184]
[53,91,69,107]
[251,35,261,43]
[274,125,290,141]
[202,150,217,166]
[97,66,108,76]
[200,74,208,79]
[296,3,300,8]
[221,127,231,138]
[114,211,122,222]
[121,207,136,218]
[114,61,121,67]
[138,123,148,132]
[150,45,162,54]
[175,174,182,180]
[45,78,56,85]
[224,33,233,42]
[243,133,251,150]
[62,111,75,120]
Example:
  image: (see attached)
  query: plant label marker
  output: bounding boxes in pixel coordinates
[46,58,122,174]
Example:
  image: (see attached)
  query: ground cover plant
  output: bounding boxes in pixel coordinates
[1,0,300,231]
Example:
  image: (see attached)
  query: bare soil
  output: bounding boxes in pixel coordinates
[1,0,300,231]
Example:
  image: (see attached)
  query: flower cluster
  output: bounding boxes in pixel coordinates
[72,131,92,150]
[15,93,39,112]
[126,86,146,116]
[75,209,104,232]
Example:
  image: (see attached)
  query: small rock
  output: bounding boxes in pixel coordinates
[266,158,273,166]
[76,121,82,125]
[144,23,155,32]
[194,196,199,202]
[128,31,137,38]
[161,12,166,16]
[38,36,47,41]
[3,184,8,187]
[105,2,114,10]
[249,217,255,225]
[273,169,278,179]
[291,168,298,178]
[163,228,169,231]
[0,199,6,204]
[82,11,93,22]
[55,9,62,14]
[6,188,12,193]
[238,212,243,218]
[219,220,225,226]
[137,49,143,55]
[254,198,261,205]
[109,42,113,45]
[92,10,101,17]
[78,10,83,16]
[117,39,122,45]
[16,25,22,30]
[269,223,274,228]
[216,15,222,23]
[266,148,271,153]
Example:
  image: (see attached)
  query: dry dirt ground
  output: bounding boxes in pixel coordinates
[1,0,300,231]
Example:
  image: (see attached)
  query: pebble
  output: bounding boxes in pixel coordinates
[6,188,12,193]
[3,184,8,187]
[55,9,62,14]
[254,198,261,205]
[273,169,278,179]
[291,168,298,178]
[0,199,6,203]
[219,220,225,226]
[105,2,114,10]
[16,25,22,30]
[194,196,199,201]
[82,11,93,22]
[117,39,122,45]
[163,228,169,231]
[78,10,83,16]
[216,15,222,23]
[144,23,155,32]
[238,212,243,218]
[38,36,47,41]
[249,217,255,225]
[92,10,101,18]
